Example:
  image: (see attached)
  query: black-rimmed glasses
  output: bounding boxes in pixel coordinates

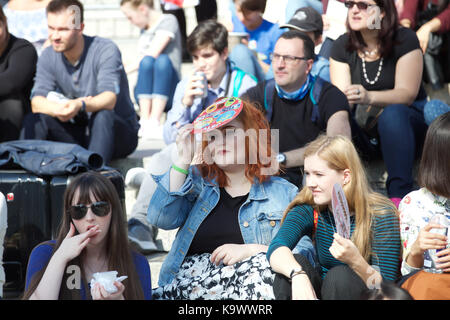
[270,53,309,65]
[67,201,111,220]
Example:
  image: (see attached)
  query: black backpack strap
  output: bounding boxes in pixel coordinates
[263,78,276,122]
[309,75,325,124]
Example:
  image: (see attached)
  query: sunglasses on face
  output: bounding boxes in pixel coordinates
[67,201,111,220]
[344,1,376,10]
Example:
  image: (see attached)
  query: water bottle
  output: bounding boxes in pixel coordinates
[194,71,208,99]
[423,213,449,274]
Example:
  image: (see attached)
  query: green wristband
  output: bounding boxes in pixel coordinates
[172,164,189,175]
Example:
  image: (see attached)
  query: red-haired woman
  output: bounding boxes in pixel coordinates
[148,97,315,299]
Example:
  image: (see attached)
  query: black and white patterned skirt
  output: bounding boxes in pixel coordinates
[152,252,276,300]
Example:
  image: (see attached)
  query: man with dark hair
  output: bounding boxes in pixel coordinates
[163,19,257,144]
[242,30,351,187]
[20,0,139,164]
[280,6,330,82]
[125,20,257,254]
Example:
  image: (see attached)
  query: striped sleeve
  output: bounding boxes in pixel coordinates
[371,210,402,281]
[267,205,314,261]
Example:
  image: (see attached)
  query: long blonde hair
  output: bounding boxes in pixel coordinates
[282,135,397,262]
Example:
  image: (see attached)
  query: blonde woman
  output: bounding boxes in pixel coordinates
[268,135,402,300]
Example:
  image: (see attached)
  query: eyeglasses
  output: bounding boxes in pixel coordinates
[344,1,376,10]
[67,201,111,220]
[270,53,309,65]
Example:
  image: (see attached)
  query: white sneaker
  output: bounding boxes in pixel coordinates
[125,167,147,189]
[140,119,163,140]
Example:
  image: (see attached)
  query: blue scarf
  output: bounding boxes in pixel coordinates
[275,74,313,101]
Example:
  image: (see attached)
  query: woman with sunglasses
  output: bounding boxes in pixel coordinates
[149,97,315,299]
[23,172,151,300]
[329,0,428,208]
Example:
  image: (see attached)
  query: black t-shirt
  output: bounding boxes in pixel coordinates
[242,80,350,186]
[0,35,37,109]
[330,27,427,100]
[187,188,247,256]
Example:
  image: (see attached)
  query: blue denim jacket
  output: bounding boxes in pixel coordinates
[148,167,316,286]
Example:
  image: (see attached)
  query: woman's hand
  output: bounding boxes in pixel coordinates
[416,24,431,54]
[175,124,195,166]
[343,85,371,105]
[436,248,450,272]
[210,244,263,266]
[410,223,448,257]
[91,281,125,300]
[54,223,100,264]
[291,274,317,300]
[329,233,361,266]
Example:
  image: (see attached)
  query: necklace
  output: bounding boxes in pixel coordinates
[364,48,378,57]
[362,56,384,85]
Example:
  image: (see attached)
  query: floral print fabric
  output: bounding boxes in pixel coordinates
[399,188,450,275]
[152,252,275,300]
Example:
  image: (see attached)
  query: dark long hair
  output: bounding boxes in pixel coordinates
[418,112,450,198]
[345,0,399,58]
[23,172,145,300]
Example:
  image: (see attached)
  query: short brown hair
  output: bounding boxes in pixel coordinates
[187,20,228,54]
[120,0,154,8]
[234,0,267,13]
[418,112,450,197]
[47,0,84,24]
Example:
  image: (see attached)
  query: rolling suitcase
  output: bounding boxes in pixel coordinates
[0,170,52,297]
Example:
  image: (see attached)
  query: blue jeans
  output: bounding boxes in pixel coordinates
[134,54,179,111]
[229,44,273,82]
[377,101,428,198]
[285,0,323,22]
[20,110,138,164]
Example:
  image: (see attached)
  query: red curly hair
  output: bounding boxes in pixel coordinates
[197,98,278,187]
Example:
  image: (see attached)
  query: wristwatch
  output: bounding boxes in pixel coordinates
[276,153,286,165]
[290,268,306,280]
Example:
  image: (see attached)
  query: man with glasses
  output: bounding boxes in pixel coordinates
[242,30,351,187]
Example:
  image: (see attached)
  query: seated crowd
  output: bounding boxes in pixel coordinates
[0,0,449,300]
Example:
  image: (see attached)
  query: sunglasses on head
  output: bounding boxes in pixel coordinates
[344,1,376,10]
[67,201,110,220]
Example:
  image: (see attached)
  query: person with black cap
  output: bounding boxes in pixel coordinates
[280,7,330,82]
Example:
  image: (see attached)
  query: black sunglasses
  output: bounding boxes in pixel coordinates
[344,1,376,10]
[67,201,111,220]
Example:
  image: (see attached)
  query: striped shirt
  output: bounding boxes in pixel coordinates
[267,204,401,281]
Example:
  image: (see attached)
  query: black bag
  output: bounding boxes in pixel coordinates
[0,169,125,298]
[0,170,51,297]
[354,104,384,138]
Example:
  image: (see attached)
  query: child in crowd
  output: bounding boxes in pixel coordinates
[228,0,285,81]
